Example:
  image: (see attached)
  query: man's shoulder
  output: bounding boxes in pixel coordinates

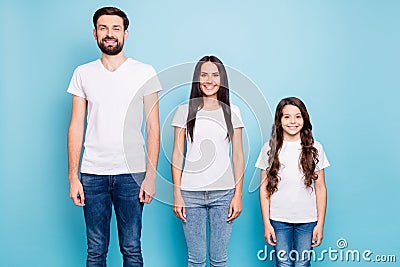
[127,58,155,72]
[75,59,101,72]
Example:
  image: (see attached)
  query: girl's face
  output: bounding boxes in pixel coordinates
[199,61,220,99]
[281,104,304,141]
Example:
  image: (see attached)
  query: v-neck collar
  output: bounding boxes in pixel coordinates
[98,58,130,74]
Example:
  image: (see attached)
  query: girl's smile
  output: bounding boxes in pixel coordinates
[281,104,304,141]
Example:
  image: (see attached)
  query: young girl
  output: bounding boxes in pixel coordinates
[256,97,329,267]
[171,56,244,267]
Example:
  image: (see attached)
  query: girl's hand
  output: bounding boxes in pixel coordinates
[227,194,242,223]
[173,194,186,222]
[264,223,276,246]
[312,223,324,247]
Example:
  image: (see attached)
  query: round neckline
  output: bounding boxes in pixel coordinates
[200,106,222,112]
[283,139,301,144]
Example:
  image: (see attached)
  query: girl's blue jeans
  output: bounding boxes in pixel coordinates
[181,189,235,267]
[270,220,317,267]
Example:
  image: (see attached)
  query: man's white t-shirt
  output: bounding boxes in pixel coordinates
[67,58,162,175]
[255,139,330,223]
[171,104,244,191]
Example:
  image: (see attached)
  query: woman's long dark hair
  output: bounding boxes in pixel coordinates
[266,97,319,198]
[186,56,233,142]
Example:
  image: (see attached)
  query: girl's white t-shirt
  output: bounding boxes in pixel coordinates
[171,104,244,191]
[255,139,330,223]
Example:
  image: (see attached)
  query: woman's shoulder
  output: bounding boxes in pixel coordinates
[171,103,189,127]
[175,103,189,113]
[230,104,241,112]
[230,104,243,118]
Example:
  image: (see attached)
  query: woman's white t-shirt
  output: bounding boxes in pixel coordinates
[255,139,330,223]
[171,104,244,191]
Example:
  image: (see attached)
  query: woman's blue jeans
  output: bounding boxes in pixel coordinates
[270,220,317,267]
[181,189,235,267]
[81,172,145,267]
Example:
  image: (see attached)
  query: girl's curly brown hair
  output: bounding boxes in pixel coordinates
[265,97,319,198]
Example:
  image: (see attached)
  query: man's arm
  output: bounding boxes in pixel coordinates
[68,95,87,206]
[139,92,160,204]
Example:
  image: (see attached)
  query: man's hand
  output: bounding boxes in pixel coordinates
[69,177,85,206]
[139,175,156,204]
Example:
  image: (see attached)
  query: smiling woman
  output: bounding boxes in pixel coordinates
[199,62,221,98]
[171,56,245,267]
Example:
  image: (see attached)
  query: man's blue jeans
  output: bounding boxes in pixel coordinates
[270,220,317,267]
[81,172,145,267]
[181,189,235,267]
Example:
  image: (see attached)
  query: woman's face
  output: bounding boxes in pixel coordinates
[199,61,220,98]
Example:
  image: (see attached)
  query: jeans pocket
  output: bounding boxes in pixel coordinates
[131,172,146,187]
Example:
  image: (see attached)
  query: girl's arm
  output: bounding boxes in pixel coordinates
[259,170,276,246]
[228,128,244,223]
[171,127,187,222]
[313,169,327,247]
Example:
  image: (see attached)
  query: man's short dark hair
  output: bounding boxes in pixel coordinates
[93,7,129,30]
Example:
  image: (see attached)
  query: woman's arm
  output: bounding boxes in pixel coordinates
[312,169,327,247]
[259,170,276,245]
[172,126,187,221]
[228,128,244,222]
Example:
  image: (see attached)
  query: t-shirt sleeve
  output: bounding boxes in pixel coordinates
[255,142,270,170]
[315,141,330,170]
[231,105,244,129]
[171,105,188,128]
[142,66,162,96]
[67,68,86,98]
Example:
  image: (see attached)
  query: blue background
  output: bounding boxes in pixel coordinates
[1,0,399,266]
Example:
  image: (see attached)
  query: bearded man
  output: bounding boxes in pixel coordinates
[67,6,162,267]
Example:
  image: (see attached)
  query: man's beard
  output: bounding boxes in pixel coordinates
[97,37,124,56]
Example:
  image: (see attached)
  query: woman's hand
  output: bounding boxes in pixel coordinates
[227,194,242,223]
[264,223,276,246]
[173,193,186,222]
